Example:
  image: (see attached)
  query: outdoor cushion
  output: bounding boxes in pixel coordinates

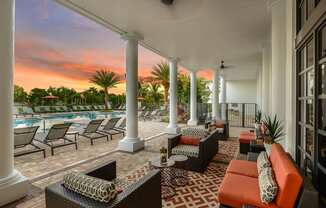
[239,133,255,144]
[226,160,259,178]
[257,151,271,174]
[63,172,117,203]
[179,135,200,146]
[218,173,277,208]
[181,127,209,138]
[258,167,278,204]
[172,144,199,158]
[269,144,303,208]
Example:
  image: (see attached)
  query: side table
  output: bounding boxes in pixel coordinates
[150,159,176,199]
[170,155,189,186]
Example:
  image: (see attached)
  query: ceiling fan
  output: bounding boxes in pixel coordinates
[161,0,174,5]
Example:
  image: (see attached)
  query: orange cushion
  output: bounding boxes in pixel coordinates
[269,144,303,208]
[239,134,255,143]
[179,136,200,146]
[214,122,225,128]
[226,160,258,178]
[218,173,277,208]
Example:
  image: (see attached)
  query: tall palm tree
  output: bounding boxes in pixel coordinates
[151,61,169,109]
[90,69,120,109]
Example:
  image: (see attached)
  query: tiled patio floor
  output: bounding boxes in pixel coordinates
[8,123,245,208]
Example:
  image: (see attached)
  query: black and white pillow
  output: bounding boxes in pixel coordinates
[181,127,209,138]
[63,172,117,203]
[258,167,278,203]
[257,151,271,173]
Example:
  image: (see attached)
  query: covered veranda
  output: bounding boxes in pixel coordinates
[0,0,305,207]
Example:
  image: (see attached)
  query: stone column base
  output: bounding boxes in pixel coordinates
[166,124,180,134]
[187,119,198,126]
[118,137,145,152]
[0,169,29,206]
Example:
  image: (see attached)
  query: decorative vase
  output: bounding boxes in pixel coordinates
[160,147,167,164]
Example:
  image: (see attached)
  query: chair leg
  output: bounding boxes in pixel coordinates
[51,148,54,156]
[91,139,94,145]
[75,142,78,150]
[43,150,46,158]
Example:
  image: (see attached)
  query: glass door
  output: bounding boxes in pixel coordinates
[317,21,326,196]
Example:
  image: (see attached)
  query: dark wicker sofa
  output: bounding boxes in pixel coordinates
[168,129,219,172]
[45,161,162,208]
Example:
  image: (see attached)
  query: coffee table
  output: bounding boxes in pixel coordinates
[150,159,176,199]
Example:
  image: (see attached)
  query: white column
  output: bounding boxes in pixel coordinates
[118,32,144,152]
[261,41,271,115]
[220,76,227,120]
[270,0,286,122]
[0,1,29,206]
[212,70,219,120]
[187,71,198,126]
[166,58,180,134]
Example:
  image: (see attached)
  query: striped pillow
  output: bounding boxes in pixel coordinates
[63,172,117,203]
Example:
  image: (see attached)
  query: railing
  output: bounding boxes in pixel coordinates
[221,103,257,128]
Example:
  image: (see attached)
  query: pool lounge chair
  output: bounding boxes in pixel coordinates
[14,126,46,158]
[36,123,77,156]
[80,119,109,145]
[115,117,126,131]
[99,117,124,140]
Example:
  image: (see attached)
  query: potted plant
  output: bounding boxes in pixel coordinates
[254,110,262,129]
[262,114,285,154]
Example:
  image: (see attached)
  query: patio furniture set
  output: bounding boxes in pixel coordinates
[44,123,227,207]
[13,117,126,157]
[218,143,317,208]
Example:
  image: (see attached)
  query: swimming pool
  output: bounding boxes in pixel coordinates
[13,111,125,130]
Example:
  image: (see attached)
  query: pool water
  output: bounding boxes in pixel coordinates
[13,111,125,129]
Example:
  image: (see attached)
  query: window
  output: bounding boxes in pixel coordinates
[319,26,326,59]
[306,99,314,125]
[320,63,326,95]
[307,41,314,67]
[307,0,315,17]
[307,70,314,96]
[320,100,326,131]
[306,128,314,156]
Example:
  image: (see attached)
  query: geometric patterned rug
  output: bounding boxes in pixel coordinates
[124,139,239,208]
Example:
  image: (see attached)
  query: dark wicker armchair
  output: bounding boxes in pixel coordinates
[45,161,162,208]
[168,129,219,172]
[205,120,229,140]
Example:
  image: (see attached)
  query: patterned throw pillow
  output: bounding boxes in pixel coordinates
[63,172,117,203]
[258,167,278,203]
[181,127,209,138]
[257,151,271,174]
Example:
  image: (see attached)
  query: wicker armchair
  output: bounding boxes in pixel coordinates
[205,120,229,140]
[45,161,162,208]
[168,129,219,172]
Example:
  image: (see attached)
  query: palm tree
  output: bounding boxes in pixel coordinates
[151,61,169,109]
[90,69,120,109]
[147,82,163,108]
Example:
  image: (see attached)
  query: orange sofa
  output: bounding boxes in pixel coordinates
[218,144,303,208]
[239,131,256,154]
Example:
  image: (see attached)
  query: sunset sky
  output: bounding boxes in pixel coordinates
[15,0,212,94]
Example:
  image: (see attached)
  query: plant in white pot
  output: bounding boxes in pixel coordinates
[262,114,285,155]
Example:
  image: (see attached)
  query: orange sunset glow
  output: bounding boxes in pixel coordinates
[15,0,212,94]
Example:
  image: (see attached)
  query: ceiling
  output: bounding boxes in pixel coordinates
[56,0,270,80]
